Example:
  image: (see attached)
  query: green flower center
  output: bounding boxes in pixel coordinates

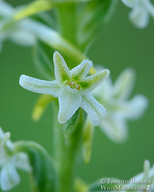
[66,80,80,90]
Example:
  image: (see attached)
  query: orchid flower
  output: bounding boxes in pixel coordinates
[0,1,36,52]
[123,160,154,191]
[0,128,31,191]
[19,51,110,126]
[121,0,154,28]
[93,68,148,143]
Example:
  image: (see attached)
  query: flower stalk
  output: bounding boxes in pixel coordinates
[53,102,84,192]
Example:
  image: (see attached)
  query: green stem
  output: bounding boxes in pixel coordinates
[53,102,84,192]
[56,3,77,46]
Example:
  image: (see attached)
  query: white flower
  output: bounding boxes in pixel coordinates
[121,0,154,28]
[0,128,31,191]
[93,68,148,143]
[124,160,154,191]
[19,51,110,126]
[0,1,36,51]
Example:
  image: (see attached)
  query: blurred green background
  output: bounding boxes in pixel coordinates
[0,1,154,191]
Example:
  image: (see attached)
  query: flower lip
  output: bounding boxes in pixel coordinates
[66,80,80,90]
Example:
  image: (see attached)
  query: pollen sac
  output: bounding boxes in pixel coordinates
[67,81,80,90]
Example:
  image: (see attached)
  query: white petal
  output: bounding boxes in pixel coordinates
[0,162,20,191]
[128,173,144,187]
[15,153,32,172]
[140,0,154,17]
[70,59,93,79]
[81,93,106,126]
[144,160,150,178]
[53,51,71,83]
[10,28,36,46]
[113,68,135,100]
[0,127,4,140]
[100,115,128,143]
[121,0,139,8]
[0,132,13,152]
[148,164,154,179]
[129,6,149,28]
[19,75,61,97]
[93,77,113,101]
[120,94,148,119]
[0,1,14,17]
[58,87,82,123]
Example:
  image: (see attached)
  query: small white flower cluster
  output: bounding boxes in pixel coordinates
[93,68,148,143]
[121,0,154,28]
[0,128,31,191]
[0,0,36,52]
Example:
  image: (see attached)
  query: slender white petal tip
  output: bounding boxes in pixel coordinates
[144,160,150,177]
[121,0,139,8]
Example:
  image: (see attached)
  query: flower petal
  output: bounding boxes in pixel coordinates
[0,127,4,140]
[15,152,32,172]
[129,6,149,28]
[144,160,150,179]
[58,87,82,123]
[70,59,92,80]
[79,69,110,93]
[141,0,154,17]
[0,1,14,17]
[19,75,61,97]
[119,94,148,119]
[10,28,36,46]
[53,51,71,83]
[0,162,20,191]
[100,115,128,143]
[148,164,154,179]
[121,0,139,8]
[112,68,135,100]
[81,93,106,126]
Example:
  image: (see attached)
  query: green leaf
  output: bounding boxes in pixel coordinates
[30,12,57,29]
[82,118,94,164]
[34,40,55,80]
[56,0,117,53]
[64,109,80,132]
[14,141,57,192]
[77,0,118,51]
